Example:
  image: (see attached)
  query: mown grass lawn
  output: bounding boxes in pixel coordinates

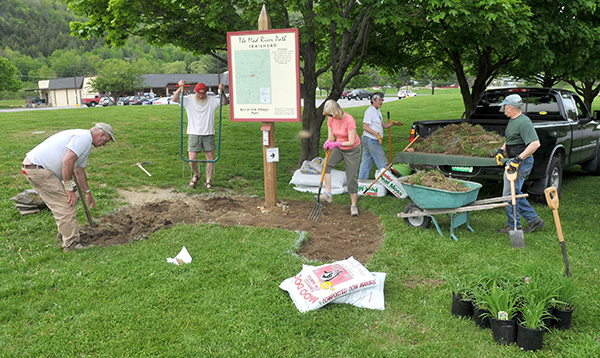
[1,91,599,357]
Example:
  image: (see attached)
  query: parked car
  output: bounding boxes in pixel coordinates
[347,89,372,100]
[117,95,145,106]
[341,90,352,99]
[81,95,101,107]
[128,96,147,105]
[152,96,175,105]
[142,98,161,105]
[397,89,417,99]
[99,96,114,107]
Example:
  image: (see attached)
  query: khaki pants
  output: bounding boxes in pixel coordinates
[22,168,80,248]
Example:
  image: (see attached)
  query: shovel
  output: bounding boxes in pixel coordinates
[73,176,93,228]
[506,167,525,248]
[308,150,332,221]
[132,161,153,177]
[545,186,571,277]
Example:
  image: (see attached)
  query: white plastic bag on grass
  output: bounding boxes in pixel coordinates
[279,257,378,313]
[332,272,386,310]
[289,169,347,188]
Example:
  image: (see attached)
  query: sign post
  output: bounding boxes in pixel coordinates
[227,6,301,207]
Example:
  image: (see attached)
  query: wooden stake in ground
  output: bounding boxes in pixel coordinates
[259,5,277,208]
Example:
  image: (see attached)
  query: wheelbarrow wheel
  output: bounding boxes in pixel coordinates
[403,202,432,228]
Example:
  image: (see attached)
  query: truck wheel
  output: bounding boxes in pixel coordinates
[90,102,96,107]
[403,202,431,228]
[545,156,562,195]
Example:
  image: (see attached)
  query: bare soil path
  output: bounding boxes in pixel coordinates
[77,188,384,263]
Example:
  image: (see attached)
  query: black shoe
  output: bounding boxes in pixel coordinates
[497,226,522,234]
[524,217,545,233]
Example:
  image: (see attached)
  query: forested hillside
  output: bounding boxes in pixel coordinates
[0,0,225,99]
[0,0,104,58]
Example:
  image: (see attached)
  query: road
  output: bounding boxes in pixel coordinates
[1,95,400,112]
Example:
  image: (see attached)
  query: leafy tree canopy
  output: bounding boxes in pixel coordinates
[0,57,23,93]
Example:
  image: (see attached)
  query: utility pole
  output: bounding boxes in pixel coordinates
[70,64,79,107]
[124,57,137,95]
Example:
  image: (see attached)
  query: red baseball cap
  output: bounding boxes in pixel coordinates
[195,83,207,93]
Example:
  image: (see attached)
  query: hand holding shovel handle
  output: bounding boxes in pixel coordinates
[545,186,571,276]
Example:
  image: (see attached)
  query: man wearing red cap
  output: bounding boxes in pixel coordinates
[173,80,227,189]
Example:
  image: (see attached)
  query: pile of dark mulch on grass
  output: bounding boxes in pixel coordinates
[411,123,503,157]
[400,171,471,192]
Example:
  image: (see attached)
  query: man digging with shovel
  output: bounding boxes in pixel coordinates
[495,94,545,236]
[21,123,116,252]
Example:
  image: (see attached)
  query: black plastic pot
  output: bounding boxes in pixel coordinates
[472,303,491,329]
[490,318,517,345]
[552,306,575,330]
[517,322,545,351]
[451,293,473,318]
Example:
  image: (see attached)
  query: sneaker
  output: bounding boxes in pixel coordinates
[524,217,545,233]
[314,192,332,203]
[497,226,522,234]
[351,205,359,217]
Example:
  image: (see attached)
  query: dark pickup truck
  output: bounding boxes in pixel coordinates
[395,87,600,196]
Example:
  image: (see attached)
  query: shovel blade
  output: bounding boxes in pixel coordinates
[510,229,525,248]
[308,202,323,221]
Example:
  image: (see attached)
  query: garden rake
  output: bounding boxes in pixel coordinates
[308,150,332,221]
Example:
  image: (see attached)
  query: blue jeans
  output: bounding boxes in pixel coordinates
[502,156,539,227]
[358,136,389,180]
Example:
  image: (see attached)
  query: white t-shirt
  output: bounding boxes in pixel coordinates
[362,105,383,140]
[181,95,221,135]
[26,129,93,180]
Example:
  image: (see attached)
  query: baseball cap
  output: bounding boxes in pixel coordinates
[500,94,523,107]
[195,83,207,93]
[95,123,116,142]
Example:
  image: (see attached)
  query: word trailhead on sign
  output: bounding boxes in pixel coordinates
[227,28,301,123]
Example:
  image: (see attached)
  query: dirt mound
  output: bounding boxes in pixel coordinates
[77,191,383,263]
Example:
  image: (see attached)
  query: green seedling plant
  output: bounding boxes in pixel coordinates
[553,273,579,310]
[520,298,553,330]
[479,284,521,321]
[443,273,471,300]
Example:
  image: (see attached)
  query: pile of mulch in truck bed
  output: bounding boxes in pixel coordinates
[411,123,503,157]
[400,171,471,192]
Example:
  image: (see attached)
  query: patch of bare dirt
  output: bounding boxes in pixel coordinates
[77,188,383,263]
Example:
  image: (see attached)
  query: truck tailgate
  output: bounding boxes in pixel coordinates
[394,152,500,167]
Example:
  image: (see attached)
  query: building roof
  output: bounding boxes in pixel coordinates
[43,76,85,90]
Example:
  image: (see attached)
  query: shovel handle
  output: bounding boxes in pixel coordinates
[544,186,559,210]
[505,166,518,205]
[318,150,332,187]
[137,164,152,177]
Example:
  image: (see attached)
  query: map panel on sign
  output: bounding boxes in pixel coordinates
[235,49,272,105]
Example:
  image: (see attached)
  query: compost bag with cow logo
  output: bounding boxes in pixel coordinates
[279,257,380,312]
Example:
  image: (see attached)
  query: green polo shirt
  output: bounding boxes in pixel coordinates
[505,113,538,146]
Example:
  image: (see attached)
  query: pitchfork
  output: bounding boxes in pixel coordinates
[308,150,332,221]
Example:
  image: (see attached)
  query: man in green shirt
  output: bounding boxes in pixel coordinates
[494,94,545,234]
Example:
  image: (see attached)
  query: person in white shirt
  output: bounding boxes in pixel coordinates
[173,80,227,190]
[21,123,116,251]
[358,92,402,179]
